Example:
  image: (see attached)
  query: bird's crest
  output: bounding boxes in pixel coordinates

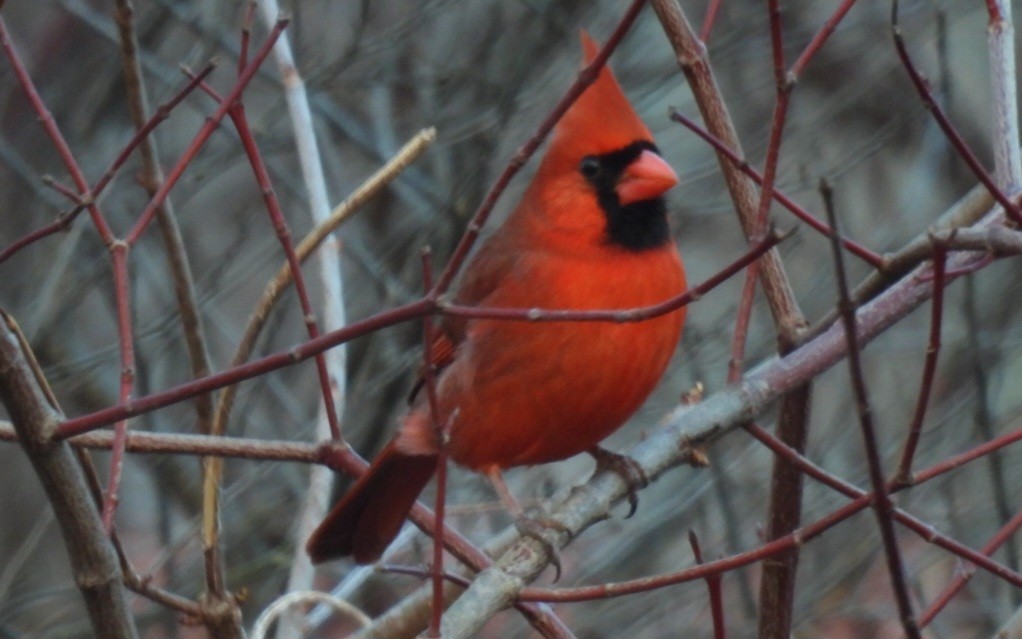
[551,31,654,158]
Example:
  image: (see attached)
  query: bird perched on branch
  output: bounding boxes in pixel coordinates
[307,33,687,565]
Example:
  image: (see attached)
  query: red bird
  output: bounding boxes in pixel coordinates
[307,34,687,565]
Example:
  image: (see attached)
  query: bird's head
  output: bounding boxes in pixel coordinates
[524,31,678,253]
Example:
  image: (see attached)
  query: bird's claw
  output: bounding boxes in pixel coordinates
[588,446,649,518]
[514,514,570,582]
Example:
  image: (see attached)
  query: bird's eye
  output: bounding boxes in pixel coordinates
[579,156,601,179]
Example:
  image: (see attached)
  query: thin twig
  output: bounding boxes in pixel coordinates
[893,240,947,485]
[689,532,726,639]
[789,0,860,78]
[0,63,215,264]
[919,505,1022,627]
[892,0,1022,225]
[669,108,883,267]
[516,419,1022,603]
[750,8,814,639]
[58,227,784,437]
[250,591,370,638]
[420,247,448,638]
[111,6,219,582]
[184,19,341,600]
[442,228,789,324]
[698,0,723,43]
[100,243,134,531]
[820,179,921,639]
[209,128,436,447]
[806,182,996,340]
[125,18,290,244]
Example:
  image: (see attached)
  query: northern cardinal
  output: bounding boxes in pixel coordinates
[307,33,686,565]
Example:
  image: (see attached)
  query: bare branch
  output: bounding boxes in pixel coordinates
[0,312,138,638]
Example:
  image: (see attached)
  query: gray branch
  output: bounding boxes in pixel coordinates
[0,312,138,639]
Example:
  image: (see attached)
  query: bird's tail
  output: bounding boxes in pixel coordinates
[306,440,437,564]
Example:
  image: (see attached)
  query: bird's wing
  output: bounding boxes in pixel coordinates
[407,234,520,404]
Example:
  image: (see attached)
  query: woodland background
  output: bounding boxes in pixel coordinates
[0,0,1020,638]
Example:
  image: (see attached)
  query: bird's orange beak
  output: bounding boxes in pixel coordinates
[616,149,678,205]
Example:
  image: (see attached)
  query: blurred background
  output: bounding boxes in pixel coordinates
[0,0,1020,637]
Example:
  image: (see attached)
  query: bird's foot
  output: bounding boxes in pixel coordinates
[513,514,571,582]
[588,445,649,518]
[486,465,569,581]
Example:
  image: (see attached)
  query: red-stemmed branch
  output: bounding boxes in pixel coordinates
[726,0,790,383]
[788,0,860,78]
[699,0,723,43]
[55,228,782,438]
[821,179,922,638]
[518,497,868,603]
[891,0,1022,226]
[668,108,883,268]
[919,505,1022,627]
[420,247,449,638]
[738,422,1022,589]
[100,243,133,531]
[689,531,726,639]
[442,228,786,324]
[55,298,431,439]
[893,241,947,485]
[0,17,116,243]
[189,73,341,441]
[0,15,137,531]
[0,63,216,265]
[125,18,289,244]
